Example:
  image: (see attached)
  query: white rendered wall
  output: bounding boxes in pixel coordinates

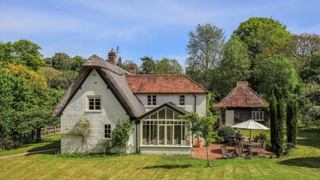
[61,69,136,153]
[135,94,206,117]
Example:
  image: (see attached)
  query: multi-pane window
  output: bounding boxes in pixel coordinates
[252,111,264,121]
[105,125,111,138]
[141,107,191,146]
[179,95,185,105]
[88,96,101,110]
[147,95,157,105]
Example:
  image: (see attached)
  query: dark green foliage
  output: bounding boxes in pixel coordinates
[110,116,134,153]
[270,94,285,158]
[140,56,156,74]
[286,97,299,147]
[217,126,235,144]
[253,133,271,146]
[73,55,86,73]
[155,58,183,74]
[232,17,290,60]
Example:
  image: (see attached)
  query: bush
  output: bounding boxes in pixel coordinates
[253,132,271,146]
[217,126,235,143]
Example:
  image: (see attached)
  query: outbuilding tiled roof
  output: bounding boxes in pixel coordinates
[125,74,208,94]
[216,81,268,108]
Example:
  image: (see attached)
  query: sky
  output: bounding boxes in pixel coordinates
[0,0,320,67]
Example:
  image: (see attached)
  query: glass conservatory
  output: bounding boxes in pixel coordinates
[140,106,191,147]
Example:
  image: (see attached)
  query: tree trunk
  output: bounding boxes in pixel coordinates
[36,128,41,143]
[206,141,211,167]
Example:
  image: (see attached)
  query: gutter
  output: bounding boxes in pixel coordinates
[192,94,197,113]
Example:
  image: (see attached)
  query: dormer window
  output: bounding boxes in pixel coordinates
[148,95,157,105]
[179,95,185,105]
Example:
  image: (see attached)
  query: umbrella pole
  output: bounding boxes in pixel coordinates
[250,130,252,142]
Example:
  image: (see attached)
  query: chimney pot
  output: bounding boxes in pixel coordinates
[129,64,136,74]
[237,81,248,87]
[108,48,116,64]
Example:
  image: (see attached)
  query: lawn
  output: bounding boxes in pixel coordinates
[0,134,60,156]
[0,129,319,180]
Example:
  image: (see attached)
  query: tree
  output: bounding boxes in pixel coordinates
[12,40,45,71]
[286,97,299,147]
[0,42,16,67]
[140,56,156,74]
[290,33,320,69]
[299,53,320,84]
[73,55,86,73]
[110,116,134,153]
[270,92,285,158]
[155,58,183,74]
[46,52,74,71]
[214,36,251,99]
[38,67,69,89]
[179,113,221,167]
[253,54,303,100]
[232,17,291,61]
[186,23,225,90]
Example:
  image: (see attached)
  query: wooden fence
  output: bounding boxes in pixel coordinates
[41,126,61,137]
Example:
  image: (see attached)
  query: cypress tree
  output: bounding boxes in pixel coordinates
[269,92,277,151]
[286,97,298,147]
[275,97,285,158]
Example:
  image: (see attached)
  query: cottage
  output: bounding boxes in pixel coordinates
[51,50,208,155]
[215,81,268,126]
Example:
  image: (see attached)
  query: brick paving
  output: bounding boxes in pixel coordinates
[192,142,274,159]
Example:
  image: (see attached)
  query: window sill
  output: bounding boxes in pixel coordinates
[85,110,102,113]
[145,105,158,108]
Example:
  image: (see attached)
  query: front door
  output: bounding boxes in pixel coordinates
[225,110,234,126]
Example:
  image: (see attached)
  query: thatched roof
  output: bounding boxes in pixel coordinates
[215,81,268,108]
[51,55,146,118]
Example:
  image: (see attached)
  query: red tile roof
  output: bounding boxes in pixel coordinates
[125,74,208,94]
[216,81,268,107]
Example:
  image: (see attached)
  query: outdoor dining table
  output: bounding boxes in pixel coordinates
[243,142,261,148]
[228,136,251,146]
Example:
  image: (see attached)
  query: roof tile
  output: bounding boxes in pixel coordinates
[125,74,208,94]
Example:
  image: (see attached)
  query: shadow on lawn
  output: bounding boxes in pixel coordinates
[142,165,192,169]
[279,157,320,168]
[297,128,320,149]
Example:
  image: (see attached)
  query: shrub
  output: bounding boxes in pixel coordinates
[217,126,235,143]
[253,133,267,142]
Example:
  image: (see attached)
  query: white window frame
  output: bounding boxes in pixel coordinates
[147,95,157,106]
[86,95,102,112]
[179,95,185,106]
[140,107,192,148]
[252,111,264,121]
[104,124,111,139]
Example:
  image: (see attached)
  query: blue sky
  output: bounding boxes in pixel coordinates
[1,0,319,67]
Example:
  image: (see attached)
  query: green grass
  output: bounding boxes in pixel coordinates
[0,134,60,156]
[0,129,319,180]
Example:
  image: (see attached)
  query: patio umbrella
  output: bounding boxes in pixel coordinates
[231,119,270,141]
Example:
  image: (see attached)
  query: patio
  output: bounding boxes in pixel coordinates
[191,141,275,159]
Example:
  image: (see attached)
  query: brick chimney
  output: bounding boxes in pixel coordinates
[129,64,136,74]
[108,49,116,64]
[237,81,248,87]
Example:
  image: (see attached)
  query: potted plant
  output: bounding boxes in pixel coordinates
[195,133,203,148]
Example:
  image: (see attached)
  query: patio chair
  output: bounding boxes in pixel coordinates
[249,143,261,157]
[235,146,246,157]
[240,141,249,155]
[257,138,262,143]
[244,137,250,142]
[221,146,235,159]
[260,140,267,154]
